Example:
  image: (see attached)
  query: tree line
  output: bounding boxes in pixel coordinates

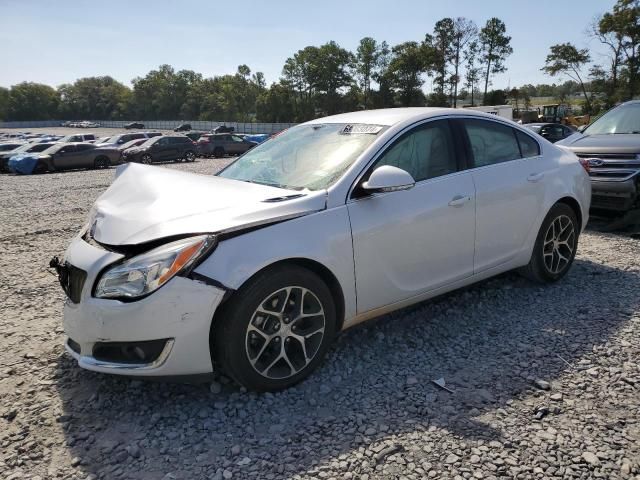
[0,1,637,122]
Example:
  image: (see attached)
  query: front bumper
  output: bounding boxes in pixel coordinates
[61,235,226,376]
[590,177,638,212]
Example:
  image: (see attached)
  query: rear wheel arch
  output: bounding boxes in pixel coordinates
[556,196,583,230]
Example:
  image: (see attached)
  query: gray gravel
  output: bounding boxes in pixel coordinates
[1,159,639,480]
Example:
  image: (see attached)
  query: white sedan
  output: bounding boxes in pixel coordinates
[55,108,591,391]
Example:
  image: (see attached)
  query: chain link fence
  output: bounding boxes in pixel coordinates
[0,120,297,134]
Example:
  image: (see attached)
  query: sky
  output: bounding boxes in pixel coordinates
[0,0,619,91]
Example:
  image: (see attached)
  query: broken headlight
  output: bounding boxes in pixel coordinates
[94,235,215,300]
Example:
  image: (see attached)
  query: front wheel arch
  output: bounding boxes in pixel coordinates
[208,258,346,351]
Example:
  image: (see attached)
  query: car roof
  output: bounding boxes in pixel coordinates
[304,107,508,127]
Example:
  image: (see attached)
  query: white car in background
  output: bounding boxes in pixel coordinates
[54,108,591,391]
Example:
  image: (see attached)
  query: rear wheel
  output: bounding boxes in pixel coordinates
[519,203,579,283]
[214,265,336,392]
[213,147,225,158]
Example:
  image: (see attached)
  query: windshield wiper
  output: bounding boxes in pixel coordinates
[242,179,303,190]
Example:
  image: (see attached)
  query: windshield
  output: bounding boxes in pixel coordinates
[585,103,640,135]
[218,123,386,190]
[140,137,158,147]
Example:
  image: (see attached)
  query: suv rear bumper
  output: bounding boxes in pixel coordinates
[590,177,638,212]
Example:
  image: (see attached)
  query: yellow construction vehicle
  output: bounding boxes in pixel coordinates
[540,104,590,128]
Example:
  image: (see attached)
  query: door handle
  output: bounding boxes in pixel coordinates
[527,172,544,182]
[448,195,471,207]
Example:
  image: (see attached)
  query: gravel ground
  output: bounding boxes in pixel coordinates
[1,159,639,480]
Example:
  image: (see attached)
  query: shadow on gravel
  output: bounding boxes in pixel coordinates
[54,257,639,479]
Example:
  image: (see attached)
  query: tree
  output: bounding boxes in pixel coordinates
[355,37,389,108]
[483,89,507,106]
[599,0,640,99]
[256,83,295,122]
[589,15,625,102]
[314,41,355,115]
[451,18,478,107]
[386,41,430,106]
[58,76,131,120]
[464,40,482,106]
[541,43,592,112]
[7,82,59,120]
[431,18,455,102]
[479,18,513,102]
[509,87,521,111]
[0,87,9,121]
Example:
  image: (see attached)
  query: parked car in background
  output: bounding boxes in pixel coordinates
[244,134,271,144]
[558,100,640,214]
[97,131,162,147]
[0,142,25,153]
[56,108,590,391]
[79,121,100,128]
[59,133,97,143]
[197,133,256,157]
[524,123,575,143]
[125,122,145,130]
[122,135,197,164]
[212,125,234,134]
[9,143,120,174]
[1,142,57,172]
[174,123,192,132]
[185,131,207,142]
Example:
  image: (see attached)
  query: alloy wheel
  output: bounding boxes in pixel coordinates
[185,151,195,162]
[542,214,575,274]
[245,286,326,380]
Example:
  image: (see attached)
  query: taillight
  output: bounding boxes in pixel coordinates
[578,158,590,173]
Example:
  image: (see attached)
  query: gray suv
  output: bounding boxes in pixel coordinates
[558,100,640,214]
[196,133,256,158]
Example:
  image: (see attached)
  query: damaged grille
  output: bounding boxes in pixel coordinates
[576,153,640,182]
[56,263,87,304]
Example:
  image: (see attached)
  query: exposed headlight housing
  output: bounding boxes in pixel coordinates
[94,235,215,300]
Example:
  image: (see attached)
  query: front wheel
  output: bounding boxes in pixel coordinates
[184,151,196,162]
[519,203,579,283]
[34,161,48,174]
[213,265,336,392]
[140,154,152,164]
[93,156,110,169]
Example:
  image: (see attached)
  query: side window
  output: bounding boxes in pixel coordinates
[70,136,81,142]
[85,135,95,140]
[464,119,521,167]
[231,135,244,142]
[372,120,457,182]
[515,130,540,158]
[75,144,94,152]
[59,145,75,154]
[157,138,169,146]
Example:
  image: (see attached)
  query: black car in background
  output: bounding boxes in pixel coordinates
[185,131,207,142]
[124,122,145,129]
[524,123,576,143]
[174,123,192,132]
[212,125,234,134]
[122,135,197,164]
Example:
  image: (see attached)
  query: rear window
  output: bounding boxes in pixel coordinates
[515,131,540,158]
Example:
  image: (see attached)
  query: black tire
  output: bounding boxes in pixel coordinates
[184,151,196,162]
[93,156,110,169]
[213,265,336,392]
[34,161,48,174]
[140,154,152,164]
[213,147,225,158]
[519,203,579,283]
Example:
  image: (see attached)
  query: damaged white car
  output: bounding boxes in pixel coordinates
[54,108,591,391]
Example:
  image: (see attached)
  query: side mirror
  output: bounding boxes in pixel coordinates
[362,165,415,193]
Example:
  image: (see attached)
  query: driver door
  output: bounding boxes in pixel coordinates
[347,120,476,314]
[52,145,78,170]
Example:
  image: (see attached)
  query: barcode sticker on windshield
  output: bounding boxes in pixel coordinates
[340,124,383,135]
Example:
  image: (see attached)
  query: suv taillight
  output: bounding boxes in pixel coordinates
[578,158,590,173]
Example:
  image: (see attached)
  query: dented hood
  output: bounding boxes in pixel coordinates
[89,163,327,245]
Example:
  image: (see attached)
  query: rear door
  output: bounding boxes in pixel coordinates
[459,118,552,272]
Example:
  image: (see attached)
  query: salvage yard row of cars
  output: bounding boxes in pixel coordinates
[0,128,268,174]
